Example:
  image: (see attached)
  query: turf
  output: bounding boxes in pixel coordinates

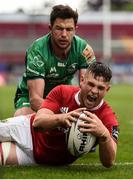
[0,84,133,179]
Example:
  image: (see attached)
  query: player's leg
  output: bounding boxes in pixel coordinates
[14,107,34,117]
[15,143,36,165]
[0,142,18,165]
[0,115,35,165]
[0,142,35,165]
[0,115,33,155]
[0,115,30,142]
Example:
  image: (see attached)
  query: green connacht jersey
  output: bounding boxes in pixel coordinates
[14,33,96,108]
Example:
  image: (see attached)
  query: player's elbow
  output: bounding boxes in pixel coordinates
[29,96,43,112]
[29,98,39,111]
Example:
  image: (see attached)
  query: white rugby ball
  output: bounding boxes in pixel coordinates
[67,113,96,157]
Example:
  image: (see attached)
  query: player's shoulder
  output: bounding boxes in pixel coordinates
[27,33,51,59]
[72,35,90,53]
[97,100,114,115]
[33,33,50,47]
[61,84,80,91]
[98,101,118,125]
[53,84,80,96]
[55,84,79,91]
[102,101,114,112]
[48,85,80,105]
[73,35,87,45]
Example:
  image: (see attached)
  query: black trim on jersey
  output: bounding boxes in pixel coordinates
[26,76,44,80]
[112,126,119,141]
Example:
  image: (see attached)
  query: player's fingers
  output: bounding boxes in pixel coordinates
[75,107,87,113]
[78,112,92,123]
[71,108,87,119]
[69,115,77,122]
[83,111,96,118]
[78,121,91,128]
[79,127,92,133]
[66,119,72,127]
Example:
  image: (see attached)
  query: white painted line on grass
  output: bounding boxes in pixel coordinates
[72,162,133,166]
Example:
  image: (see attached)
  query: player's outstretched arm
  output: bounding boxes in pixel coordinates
[77,111,117,168]
[98,129,117,168]
[33,108,86,130]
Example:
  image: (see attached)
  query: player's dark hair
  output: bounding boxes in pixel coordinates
[87,62,112,82]
[50,5,78,26]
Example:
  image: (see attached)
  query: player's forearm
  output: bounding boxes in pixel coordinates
[33,113,64,130]
[27,78,45,111]
[99,134,117,168]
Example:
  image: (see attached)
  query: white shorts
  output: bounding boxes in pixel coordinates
[0,115,36,165]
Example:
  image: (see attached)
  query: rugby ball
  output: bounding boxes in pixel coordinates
[67,113,96,157]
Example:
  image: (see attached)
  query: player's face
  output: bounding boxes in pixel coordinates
[50,18,77,50]
[79,72,110,109]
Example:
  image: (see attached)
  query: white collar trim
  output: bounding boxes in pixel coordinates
[74,91,104,111]
[75,91,81,106]
[89,99,104,111]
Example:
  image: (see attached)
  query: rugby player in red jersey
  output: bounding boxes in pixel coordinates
[0,62,119,167]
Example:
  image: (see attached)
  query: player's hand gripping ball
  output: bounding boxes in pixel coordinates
[66,113,96,157]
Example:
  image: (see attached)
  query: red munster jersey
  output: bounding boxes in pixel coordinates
[30,85,119,165]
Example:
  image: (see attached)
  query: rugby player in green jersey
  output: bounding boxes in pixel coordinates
[14,4,96,116]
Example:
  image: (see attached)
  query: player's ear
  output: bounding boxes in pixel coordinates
[80,74,84,83]
[79,69,86,84]
[75,25,78,30]
[79,74,84,88]
[106,85,111,92]
[49,24,52,30]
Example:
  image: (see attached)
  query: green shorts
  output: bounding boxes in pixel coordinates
[14,87,30,110]
[15,96,30,110]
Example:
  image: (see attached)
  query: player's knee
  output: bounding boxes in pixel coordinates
[0,142,18,165]
[14,107,34,117]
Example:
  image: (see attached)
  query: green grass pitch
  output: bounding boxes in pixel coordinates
[0,84,133,179]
